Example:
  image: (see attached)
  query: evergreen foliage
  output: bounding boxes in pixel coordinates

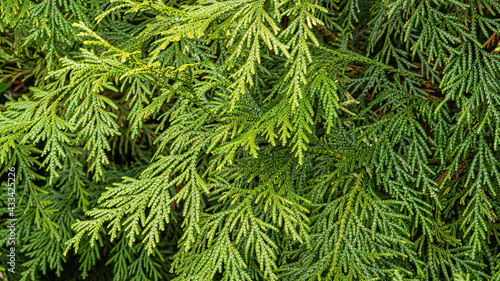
[1,0,500,280]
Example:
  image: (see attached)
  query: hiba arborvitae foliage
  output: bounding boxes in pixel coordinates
[1,0,500,280]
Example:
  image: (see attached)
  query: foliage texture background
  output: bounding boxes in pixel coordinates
[1,0,500,280]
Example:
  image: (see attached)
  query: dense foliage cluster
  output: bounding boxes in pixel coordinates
[1,0,500,280]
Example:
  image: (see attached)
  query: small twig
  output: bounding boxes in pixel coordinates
[482,32,499,50]
[314,24,339,42]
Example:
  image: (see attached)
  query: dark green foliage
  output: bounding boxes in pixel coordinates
[1,0,500,280]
